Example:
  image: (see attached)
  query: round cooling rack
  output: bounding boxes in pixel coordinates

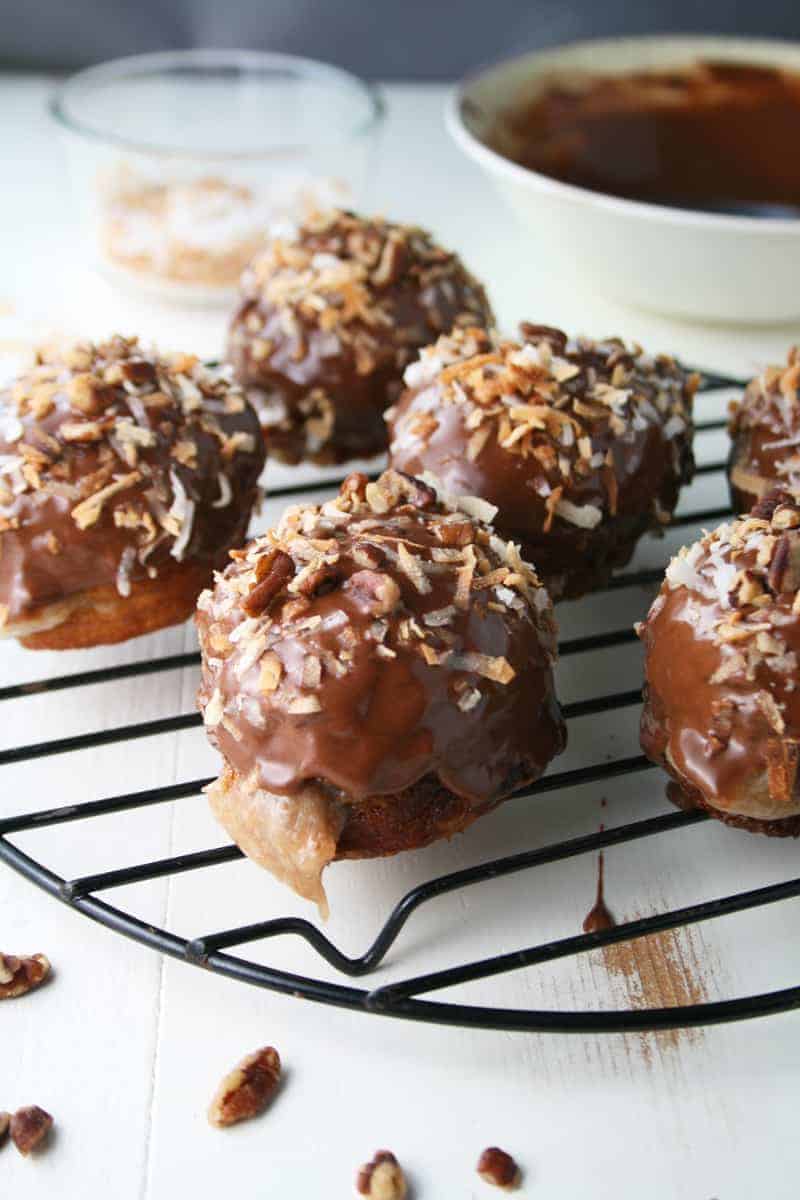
[2,365,800,1032]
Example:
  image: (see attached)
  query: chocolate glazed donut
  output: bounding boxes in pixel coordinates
[639,489,800,836]
[388,323,697,601]
[0,336,265,649]
[227,210,493,466]
[728,347,800,513]
[196,468,565,913]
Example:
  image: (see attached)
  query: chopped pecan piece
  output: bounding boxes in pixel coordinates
[341,472,370,504]
[347,570,402,616]
[244,550,295,616]
[0,1112,9,1145]
[518,322,568,353]
[10,1106,53,1156]
[476,1146,521,1190]
[356,1149,407,1198]
[208,1046,281,1128]
[295,561,342,598]
[0,952,50,1000]
[767,533,800,595]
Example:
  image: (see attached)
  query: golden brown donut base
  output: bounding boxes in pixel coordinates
[16,562,213,650]
[333,770,517,859]
[665,780,800,838]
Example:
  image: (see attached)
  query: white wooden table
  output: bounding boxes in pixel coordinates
[2,76,799,1200]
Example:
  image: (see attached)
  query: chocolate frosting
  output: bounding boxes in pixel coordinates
[639,490,800,831]
[226,210,493,464]
[197,469,565,805]
[0,336,265,627]
[486,61,800,216]
[728,347,800,513]
[388,323,696,599]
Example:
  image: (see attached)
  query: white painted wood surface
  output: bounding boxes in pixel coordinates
[2,77,799,1200]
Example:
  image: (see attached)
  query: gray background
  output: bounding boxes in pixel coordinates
[1,0,799,77]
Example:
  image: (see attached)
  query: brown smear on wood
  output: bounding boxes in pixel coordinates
[586,852,710,1059]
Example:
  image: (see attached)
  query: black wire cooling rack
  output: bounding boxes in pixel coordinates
[2,366,800,1034]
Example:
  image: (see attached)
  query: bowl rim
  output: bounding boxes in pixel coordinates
[50,47,385,160]
[447,32,800,235]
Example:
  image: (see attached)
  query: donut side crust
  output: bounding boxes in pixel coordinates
[12,562,212,650]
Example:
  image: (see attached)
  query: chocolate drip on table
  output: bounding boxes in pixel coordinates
[583,850,617,934]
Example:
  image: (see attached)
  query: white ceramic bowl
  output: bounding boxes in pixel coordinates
[448,35,800,324]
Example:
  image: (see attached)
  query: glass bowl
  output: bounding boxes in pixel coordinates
[51,49,385,306]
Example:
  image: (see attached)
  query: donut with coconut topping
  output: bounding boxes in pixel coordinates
[0,335,265,649]
[227,210,493,465]
[387,323,697,600]
[728,346,800,513]
[196,468,565,913]
[639,489,800,835]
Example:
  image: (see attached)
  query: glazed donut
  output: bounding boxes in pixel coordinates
[0,336,265,649]
[728,347,800,512]
[226,210,493,465]
[196,468,565,912]
[639,489,800,835]
[388,323,696,600]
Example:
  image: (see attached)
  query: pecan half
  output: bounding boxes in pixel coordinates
[0,953,50,1000]
[10,1106,53,1156]
[244,550,295,616]
[356,1150,407,1198]
[476,1146,521,1190]
[208,1046,281,1128]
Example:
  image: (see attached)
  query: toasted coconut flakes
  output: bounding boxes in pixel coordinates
[454,545,476,609]
[554,497,603,529]
[0,413,24,443]
[397,542,431,594]
[288,695,322,714]
[454,493,498,525]
[709,654,744,685]
[301,655,322,688]
[167,471,197,562]
[467,425,491,461]
[115,417,156,447]
[423,605,457,627]
[756,690,785,734]
[203,688,224,726]
[375,644,397,659]
[259,652,282,692]
[212,473,233,509]
[450,651,516,683]
[458,686,482,712]
[115,545,137,598]
[0,454,24,476]
[71,471,141,530]
[60,420,105,442]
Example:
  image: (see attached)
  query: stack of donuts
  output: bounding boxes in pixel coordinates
[3,207,796,913]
